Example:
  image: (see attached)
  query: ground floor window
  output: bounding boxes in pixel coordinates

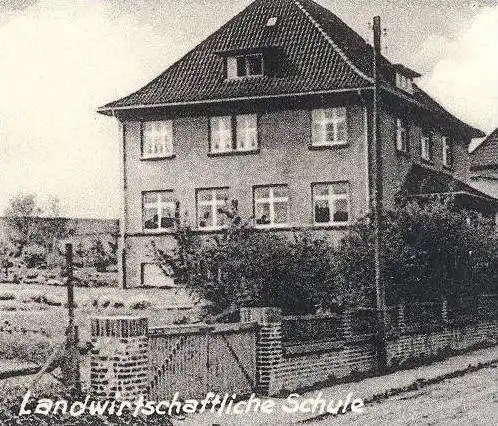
[142,191,176,231]
[196,187,229,229]
[254,185,289,227]
[312,182,351,225]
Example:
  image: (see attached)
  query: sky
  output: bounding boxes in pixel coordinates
[0,0,497,218]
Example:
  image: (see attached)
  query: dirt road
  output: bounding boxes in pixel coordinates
[310,363,497,425]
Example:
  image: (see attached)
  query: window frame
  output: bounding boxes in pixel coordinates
[311,107,348,148]
[253,185,289,228]
[196,187,230,231]
[141,120,174,160]
[312,182,352,227]
[442,136,453,168]
[209,114,259,155]
[421,130,433,162]
[396,118,409,153]
[142,190,177,233]
[227,53,264,79]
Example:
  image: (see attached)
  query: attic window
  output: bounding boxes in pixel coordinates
[227,54,264,79]
[266,17,278,27]
[396,73,414,94]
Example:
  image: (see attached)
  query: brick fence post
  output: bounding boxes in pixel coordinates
[240,307,282,396]
[90,316,149,400]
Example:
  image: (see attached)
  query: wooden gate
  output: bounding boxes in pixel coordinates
[148,322,257,399]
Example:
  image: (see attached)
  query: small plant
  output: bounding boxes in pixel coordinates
[130,300,152,310]
[0,292,15,301]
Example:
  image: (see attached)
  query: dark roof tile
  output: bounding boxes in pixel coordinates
[99,0,483,138]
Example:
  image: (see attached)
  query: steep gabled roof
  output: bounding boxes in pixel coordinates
[97,0,484,137]
[471,128,498,170]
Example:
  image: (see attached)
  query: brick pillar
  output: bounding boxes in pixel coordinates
[240,307,282,396]
[90,316,149,400]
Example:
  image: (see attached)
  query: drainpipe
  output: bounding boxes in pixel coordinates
[112,109,127,289]
[372,16,387,372]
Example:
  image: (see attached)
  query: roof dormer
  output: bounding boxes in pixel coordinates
[217,46,282,80]
[393,64,421,94]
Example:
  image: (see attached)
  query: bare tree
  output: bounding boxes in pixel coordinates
[3,194,71,256]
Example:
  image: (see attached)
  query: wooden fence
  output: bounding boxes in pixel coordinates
[147,322,257,400]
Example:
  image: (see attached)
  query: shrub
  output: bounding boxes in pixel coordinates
[22,244,46,268]
[0,292,15,301]
[335,201,498,306]
[155,205,336,315]
[130,300,152,310]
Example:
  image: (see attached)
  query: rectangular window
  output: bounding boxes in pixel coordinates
[396,118,409,152]
[142,121,173,159]
[142,191,176,231]
[254,185,289,227]
[236,114,258,151]
[210,116,233,153]
[396,73,414,94]
[442,136,453,167]
[227,54,264,79]
[421,130,432,161]
[311,108,347,147]
[196,188,229,230]
[313,182,351,225]
[210,114,258,153]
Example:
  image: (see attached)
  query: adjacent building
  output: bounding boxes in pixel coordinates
[98,0,496,288]
[470,128,498,224]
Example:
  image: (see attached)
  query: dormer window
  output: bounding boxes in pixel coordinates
[227,54,264,79]
[396,73,413,94]
[393,64,421,95]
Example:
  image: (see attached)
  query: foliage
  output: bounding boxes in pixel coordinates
[3,194,72,257]
[335,201,498,306]
[154,205,336,315]
[156,200,497,315]
[22,244,47,269]
[0,242,14,279]
[89,239,117,272]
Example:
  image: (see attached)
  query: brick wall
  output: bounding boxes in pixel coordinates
[90,316,149,400]
[89,309,497,400]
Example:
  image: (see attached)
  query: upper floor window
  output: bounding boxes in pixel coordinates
[254,185,289,227]
[442,136,453,168]
[313,182,350,225]
[396,73,414,94]
[421,130,433,161]
[210,114,258,154]
[143,191,176,232]
[196,188,229,230]
[142,121,173,159]
[227,54,263,79]
[396,118,409,152]
[210,116,233,153]
[311,108,347,147]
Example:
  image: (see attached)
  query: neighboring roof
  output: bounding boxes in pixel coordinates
[393,63,422,78]
[98,0,483,137]
[401,163,497,204]
[470,128,498,170]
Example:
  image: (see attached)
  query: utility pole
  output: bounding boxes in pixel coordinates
[62,243,81,393]
[372,16,387,372]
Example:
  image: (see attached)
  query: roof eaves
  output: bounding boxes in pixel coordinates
[96,86,374,116]
[470,128,498,155]
[291,0,373,85]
